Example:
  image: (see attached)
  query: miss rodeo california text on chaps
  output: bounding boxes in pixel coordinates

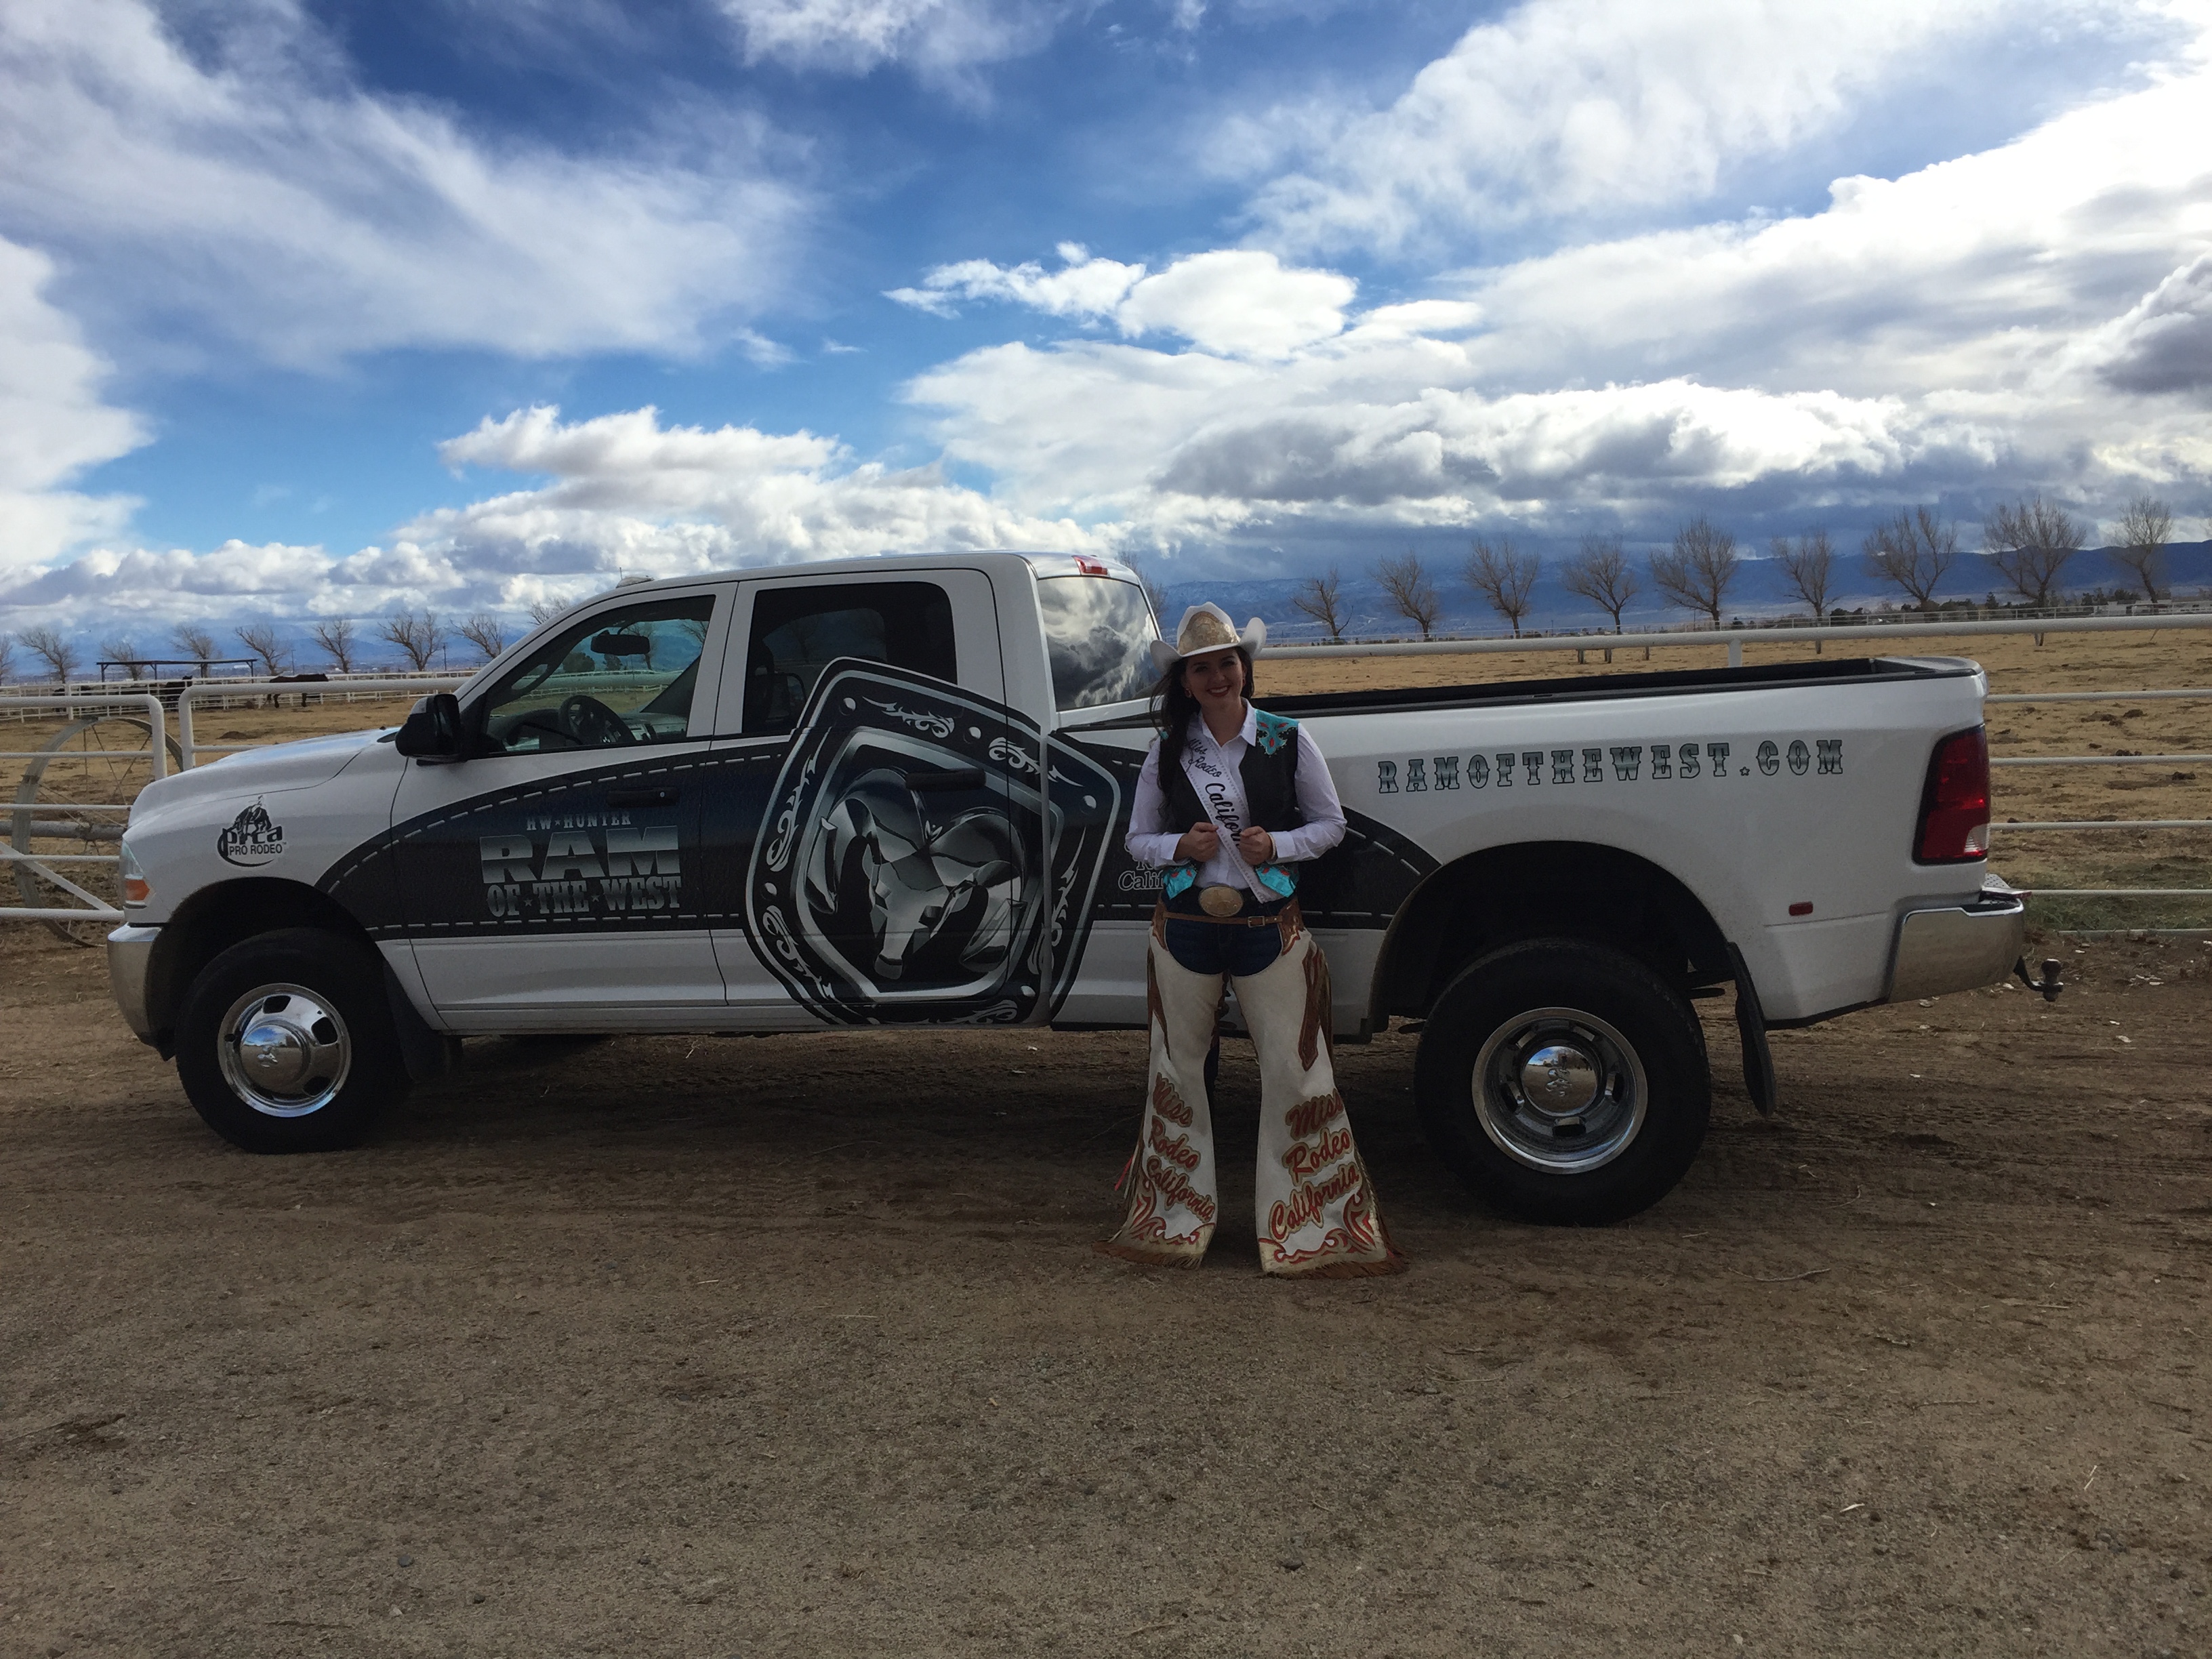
[1097,602,1404,1278]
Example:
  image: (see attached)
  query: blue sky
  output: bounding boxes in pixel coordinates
[2,0,2209,646]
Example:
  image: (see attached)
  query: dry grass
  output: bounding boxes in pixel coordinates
[7,628,2209,930]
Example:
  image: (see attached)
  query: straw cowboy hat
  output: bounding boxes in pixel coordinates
[1149,602,1267,674]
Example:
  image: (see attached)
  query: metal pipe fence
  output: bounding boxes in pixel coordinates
[3,693,169,930]
[5,619,2209,937]
[176,676,465,769]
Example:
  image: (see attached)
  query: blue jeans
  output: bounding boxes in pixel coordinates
[1160,895,1291,979]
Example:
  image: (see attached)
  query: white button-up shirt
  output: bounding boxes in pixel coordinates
[1126,707,1348,899]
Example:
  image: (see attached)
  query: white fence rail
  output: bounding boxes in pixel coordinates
[176,676,464,769]
[1268,609,2212,666]
[3,693,169,929]
[6,619,2208,937]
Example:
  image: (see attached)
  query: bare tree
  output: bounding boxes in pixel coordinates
[308,616,361,672]
[1771,529,1838,652]
[0,633,14,687]
[1862,506,1959,611]
[1983,496,2083,609]
[170,622,218,671]
[1465,537,1540,637]
[1290,566,1349,642]
[376,609,445,671]
[1558,533,1639,632]
[1376,552,1443,640]
[22,625,78,687]
[100,637,144,679]
[2112,495,2173,602]
[527,597,571,627]
[1649,516,1740,626]
[234,621,290,676]
[1121,556,1169,626]
[456,613,510,663]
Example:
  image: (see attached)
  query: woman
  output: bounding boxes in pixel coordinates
[1097,602,1405,1277]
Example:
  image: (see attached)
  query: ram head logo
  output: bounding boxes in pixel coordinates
[802,769,1024,984]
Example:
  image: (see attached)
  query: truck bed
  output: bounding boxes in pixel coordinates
[1249,655,1975,721]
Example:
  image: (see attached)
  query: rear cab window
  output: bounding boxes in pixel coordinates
[740,581,958,735]
[1037,576,1159,711]
[474,595,716,754]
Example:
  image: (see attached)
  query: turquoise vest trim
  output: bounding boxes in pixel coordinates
[1164,865,1197,899]
[1250,708,1297,756]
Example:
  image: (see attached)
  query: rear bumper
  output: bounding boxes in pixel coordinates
[106,924,161,1045]
[1886,878,2026,1002]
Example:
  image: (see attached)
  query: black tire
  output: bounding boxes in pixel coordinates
[174,928,411,1153]
[1414,937,1709,1225]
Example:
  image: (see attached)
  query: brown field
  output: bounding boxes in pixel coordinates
[13,626,2208,930]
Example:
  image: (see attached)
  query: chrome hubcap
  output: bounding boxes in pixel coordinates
[216,983,351,1118]
[1472,1006,1646,1174]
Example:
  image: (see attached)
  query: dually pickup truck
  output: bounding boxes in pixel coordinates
[108,552,2031,1222]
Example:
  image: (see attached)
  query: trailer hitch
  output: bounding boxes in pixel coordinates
[2013,956,2064,1002]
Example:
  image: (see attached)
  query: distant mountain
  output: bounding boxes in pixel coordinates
[1163,541,2212,642]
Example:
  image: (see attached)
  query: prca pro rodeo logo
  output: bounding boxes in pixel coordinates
[216,800,285,866]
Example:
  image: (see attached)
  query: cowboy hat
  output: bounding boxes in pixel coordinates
[1149,602,1267,674]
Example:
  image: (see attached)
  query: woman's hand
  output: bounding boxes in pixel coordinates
[1235,825,1275,865]
[1174,821,1220,863]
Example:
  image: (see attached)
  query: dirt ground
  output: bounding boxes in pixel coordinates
[3,914,2209,1658]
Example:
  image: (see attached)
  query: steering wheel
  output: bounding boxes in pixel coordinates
[559,694,636,747]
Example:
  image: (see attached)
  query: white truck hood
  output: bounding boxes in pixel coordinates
[132,728,390,823]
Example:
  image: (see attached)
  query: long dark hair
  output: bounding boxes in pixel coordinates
[1153,646,1256,778]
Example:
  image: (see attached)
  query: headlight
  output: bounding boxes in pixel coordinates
[119,838,150,907]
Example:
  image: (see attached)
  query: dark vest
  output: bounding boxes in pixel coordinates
[1160,710,1304,836]
[1157,710,1306,907]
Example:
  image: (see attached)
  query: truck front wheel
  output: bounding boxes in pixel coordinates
[1414,938,1710,1224]
[175,928,411,1153]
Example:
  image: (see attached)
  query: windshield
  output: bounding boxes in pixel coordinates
[1037,577,1159,711]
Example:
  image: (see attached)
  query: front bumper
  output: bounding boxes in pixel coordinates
[106,924,161,1045]
[1886,878,2027,1002]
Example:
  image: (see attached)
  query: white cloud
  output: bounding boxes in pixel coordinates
[0,402,1115,630]
[0,235,146,581]
[413,405,1107,576]
[890,244,1354,358]
[895,35,2212,536]
[713,0,1071,77]
[1237,0,2152,252]
[1116,250,1354,357]
[888,243,1145,319]
[0,0,806,368]
[2094,253,2212,394]
[1448,62,2212,398]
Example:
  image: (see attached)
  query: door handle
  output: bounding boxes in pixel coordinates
[607,786,679,807]
[904,767,984,792]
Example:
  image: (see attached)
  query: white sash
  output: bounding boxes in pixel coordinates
[1181,740,1267,899]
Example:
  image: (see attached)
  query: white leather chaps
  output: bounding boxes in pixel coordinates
[1098,903,1404,1277]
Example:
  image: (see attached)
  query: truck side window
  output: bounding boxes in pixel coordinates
[474,596,716,754]
[742,581,957,735]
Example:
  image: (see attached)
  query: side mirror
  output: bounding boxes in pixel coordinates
[394,692,464,758]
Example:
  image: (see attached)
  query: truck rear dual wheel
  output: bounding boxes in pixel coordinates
[175,928,411,1153]
[1415,938,1711,1225]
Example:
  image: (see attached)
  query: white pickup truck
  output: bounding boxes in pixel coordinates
[106,552,2033,1222]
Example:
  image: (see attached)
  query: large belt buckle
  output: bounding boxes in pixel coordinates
[1197,884,1245,918]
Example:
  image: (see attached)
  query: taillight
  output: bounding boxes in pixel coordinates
[1914,726,1990,863]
